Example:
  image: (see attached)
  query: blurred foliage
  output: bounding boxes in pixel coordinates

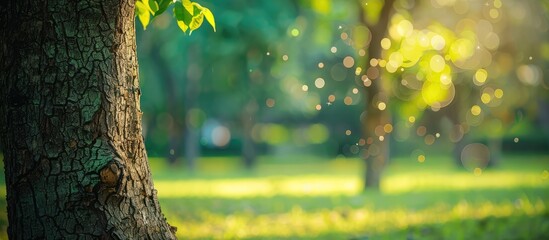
[136,0,549,162]
[375,0,549,145]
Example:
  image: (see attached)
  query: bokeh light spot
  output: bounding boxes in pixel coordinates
[494,89,503,98]
[431,35,446,50]
[421,81,455,108]
[494,0,502,8]
[384,124,393,133]
[424,134,435,145]
[483,32,500,50]
[396,19,414,37]
[416,126,426,136]
[474,167,482,176]
[381,38,391,50]
[408,116,416,123]
[314,78,325,88]
[370,58,379,67]
[411,149,425,163]
[363,77,372,87]
[418,155,425,163]
[471,105,481,116]
[516,65,542,86]
[489,9,499,19]
[474,69,488,85]
[266,98,275,108]
[291,28,300,37]
[481,93,491,104]
[429,55,445,72]
[211,125,231,147]
[343,56,355,68]
[344,96,353,105]
[378,102,386,110]
[355,67,363,75]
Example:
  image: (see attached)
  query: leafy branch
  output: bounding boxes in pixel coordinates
[136,0,215,34]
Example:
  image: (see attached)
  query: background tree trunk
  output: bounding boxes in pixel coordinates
[242,99,258,169]
[240,55,258,169]
[0,0,176,239]
[183,45,202,171]
[150,48,184,165]
[360,0,396,190]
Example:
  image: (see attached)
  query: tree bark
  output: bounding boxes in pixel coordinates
[0,0,176,239]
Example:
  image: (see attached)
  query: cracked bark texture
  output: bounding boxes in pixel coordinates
[0,0,176,239]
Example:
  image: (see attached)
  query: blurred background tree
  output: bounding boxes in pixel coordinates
[354,0,549,189]
[136,0,549,191]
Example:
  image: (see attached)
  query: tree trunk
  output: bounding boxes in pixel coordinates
[487,137,502,167]
[183,45,202,170]
[150,48,183,165]
[360,0,395,190]
[363,102,391,190]
[0,1,176,239]
[240,55,257,169]
[242,99,258,169]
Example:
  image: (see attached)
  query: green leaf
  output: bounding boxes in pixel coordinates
[189,13,204,35]
[154,0,172,17]
[183,0,194,15]
[191,2,215,32]
[136,1,151,29]
[174,2,193,33]
[137,0,215,34]
[148,0,159,13]
[201,6,215,31]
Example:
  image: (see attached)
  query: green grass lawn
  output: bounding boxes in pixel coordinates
[0,154,548,239]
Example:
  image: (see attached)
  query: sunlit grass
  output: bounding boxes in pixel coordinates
[154,170,548,198]
[146,154,549,239]
[153,155,549,198]
[165,196,548,239]
[0,154,548,239]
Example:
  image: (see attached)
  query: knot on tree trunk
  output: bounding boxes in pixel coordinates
[99,157,124,189]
